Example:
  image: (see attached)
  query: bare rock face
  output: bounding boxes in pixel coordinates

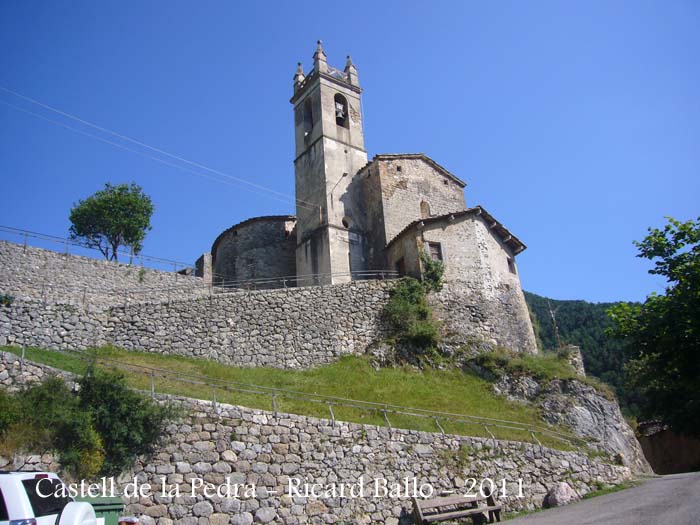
[495,374,652,474]
[543,482,579,508]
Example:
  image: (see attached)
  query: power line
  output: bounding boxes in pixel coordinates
[0,85,319,212]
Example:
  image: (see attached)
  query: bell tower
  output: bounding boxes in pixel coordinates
[290,41,368,285]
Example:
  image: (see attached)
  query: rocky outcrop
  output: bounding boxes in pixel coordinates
[494,374,652,474]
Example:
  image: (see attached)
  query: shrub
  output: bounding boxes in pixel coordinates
[0,370,174,478]
[419,250,445,292]
[79,367,176,475]
[384,278,440,354]
[0,389,20,431]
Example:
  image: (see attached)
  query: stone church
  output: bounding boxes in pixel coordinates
[197,41,537,352]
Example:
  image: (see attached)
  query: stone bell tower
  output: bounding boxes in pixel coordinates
[290,41,368,285]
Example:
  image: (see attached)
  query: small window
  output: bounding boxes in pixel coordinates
[443,179,449,186]
[396,165,402,172]
[395,257,406,276]
[507,257,517,274]
[334,93,349,128]
[342,217,351,229]
[427,242,443,262]
[420,201,431,219]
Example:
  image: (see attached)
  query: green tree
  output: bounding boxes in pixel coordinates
[69,183,154,261]
[608,217,700,436]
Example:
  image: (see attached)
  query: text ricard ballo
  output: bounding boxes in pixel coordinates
[38,475,524,500]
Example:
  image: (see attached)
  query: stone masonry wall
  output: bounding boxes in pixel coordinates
[0,349,77,392]
[2,240,539,367]
[0,355,631,524]
[423,216,538,354]
[372,157,467,247]
[121,400,630,525]
[0,280,393,368]
[0,241,207,309]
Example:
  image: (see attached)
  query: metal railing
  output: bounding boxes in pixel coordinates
[46,347,591,449]
[1,225,399,307]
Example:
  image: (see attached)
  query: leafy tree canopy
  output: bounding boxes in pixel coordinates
[523,292,638,412]
[69,183,154,261]
[608,217,700,436]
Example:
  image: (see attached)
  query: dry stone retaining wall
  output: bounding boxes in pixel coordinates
[0,356,631,524]
[0,241,207,309]
[120,399,630,525]
[0,349,77,392]
[0,241,544,364]
[0,279,394,368]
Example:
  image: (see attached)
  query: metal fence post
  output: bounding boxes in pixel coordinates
[150,370,155,399]
[20,343,25,371]
[383,406,391,429]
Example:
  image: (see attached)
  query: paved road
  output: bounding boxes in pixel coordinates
[505,472,700,525]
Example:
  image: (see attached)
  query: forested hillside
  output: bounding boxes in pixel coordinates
[524,291,639,415]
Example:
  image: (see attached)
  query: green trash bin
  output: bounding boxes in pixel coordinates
[74,496,124,525]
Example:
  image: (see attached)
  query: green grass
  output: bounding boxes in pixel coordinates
[473,348,616,400]
[1,345,579,450]
[581,480,639,499]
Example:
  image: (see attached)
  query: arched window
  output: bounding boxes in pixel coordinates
[303,97,313,136]
[334,93,349,128]
[420,201,431,219]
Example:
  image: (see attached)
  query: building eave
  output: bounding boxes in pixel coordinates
[385,206,526,254]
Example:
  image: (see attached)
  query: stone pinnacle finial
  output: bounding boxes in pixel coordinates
[293,62,306,92]
[344,54,359,87]
[313,39,328,74]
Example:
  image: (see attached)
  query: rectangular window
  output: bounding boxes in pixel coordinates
[427,242,443,262]
[507,257,517,274]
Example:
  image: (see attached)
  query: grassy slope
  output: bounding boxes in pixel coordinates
[1,345,576,450]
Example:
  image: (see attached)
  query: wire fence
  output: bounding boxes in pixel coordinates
[32,346,592,450]
[0,225,195,273]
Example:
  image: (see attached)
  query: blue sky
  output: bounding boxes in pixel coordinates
[0,1,697,302]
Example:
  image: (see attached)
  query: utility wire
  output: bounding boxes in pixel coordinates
[0,85,319,212]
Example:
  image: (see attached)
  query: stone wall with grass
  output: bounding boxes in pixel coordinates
[121,397,631,525]
[0,241,207,309]
[0,279,394,368]
[0,350,77,392]
[0,360,631,524]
